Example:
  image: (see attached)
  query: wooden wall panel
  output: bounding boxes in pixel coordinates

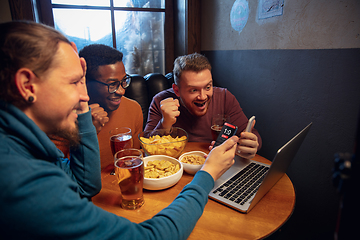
[8,0,35,21]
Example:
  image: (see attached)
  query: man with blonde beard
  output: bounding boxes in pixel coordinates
[0,21,239,239]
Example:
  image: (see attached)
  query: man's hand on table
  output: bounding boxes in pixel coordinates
[201,136,238,181]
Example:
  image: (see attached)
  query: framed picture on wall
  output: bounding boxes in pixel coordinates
[258,0,284,20]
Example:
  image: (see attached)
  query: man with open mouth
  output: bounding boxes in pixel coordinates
[0,21,243,239]
[145,53,262,160]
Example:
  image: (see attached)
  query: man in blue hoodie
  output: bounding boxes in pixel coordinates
[0,21,239,239]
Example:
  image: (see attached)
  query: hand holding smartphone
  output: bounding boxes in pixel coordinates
[245,116,256,132]
[213,116,256,147]
[214,122,238,147]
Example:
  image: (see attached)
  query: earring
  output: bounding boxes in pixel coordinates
[28,96,34,103]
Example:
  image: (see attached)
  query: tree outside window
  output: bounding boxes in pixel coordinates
[51,0,165,75]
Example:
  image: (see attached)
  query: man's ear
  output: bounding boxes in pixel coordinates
[172,83,180,97]
[70,42,78,53]
[14,68,37,102]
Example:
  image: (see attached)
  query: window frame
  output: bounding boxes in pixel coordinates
[9,0,201,74]
[35,0,174,73]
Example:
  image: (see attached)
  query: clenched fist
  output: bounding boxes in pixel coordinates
[160,97,180,129]
[89,103,109,134]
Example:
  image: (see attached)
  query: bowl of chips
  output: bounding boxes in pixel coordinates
[143,155,183,190]
[139,127,188,158]
[178,151,207,175]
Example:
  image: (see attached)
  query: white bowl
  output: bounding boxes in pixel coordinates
[178,151,206,175]
[143,155,183,190]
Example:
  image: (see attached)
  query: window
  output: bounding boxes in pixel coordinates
[50,0,166,75]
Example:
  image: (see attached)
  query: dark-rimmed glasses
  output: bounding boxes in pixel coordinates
[90,74,131,93]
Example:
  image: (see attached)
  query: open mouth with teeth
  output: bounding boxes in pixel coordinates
[108,97,121,104]
[194,101,206,108]
[190,99,209,116]
[105,96,122,112]
[110,98,121,102]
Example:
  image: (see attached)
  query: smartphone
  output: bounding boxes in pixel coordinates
[245,116,256,132]
[214,122,238,147]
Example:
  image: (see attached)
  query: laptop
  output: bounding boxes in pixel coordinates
[209,122,312,213]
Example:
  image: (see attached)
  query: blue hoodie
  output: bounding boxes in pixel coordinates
[0,101,214,240]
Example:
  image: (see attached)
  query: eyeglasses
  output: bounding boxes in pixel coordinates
[90,74,131,93]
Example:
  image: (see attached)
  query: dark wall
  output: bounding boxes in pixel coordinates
[203,48,360,239]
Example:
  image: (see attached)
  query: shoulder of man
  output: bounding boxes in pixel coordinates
[213,86,226,93]
[212,86,239,107]
[121,96,141,107]
[153,88,177,100]
[213,86,236,97]
[213,86,229,98]
[119,96,142,113]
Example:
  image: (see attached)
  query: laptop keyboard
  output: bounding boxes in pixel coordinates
[212,162,269,205]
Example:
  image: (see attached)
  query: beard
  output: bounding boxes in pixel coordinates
[49,120,81,151]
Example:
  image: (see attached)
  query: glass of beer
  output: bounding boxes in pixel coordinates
[114,148,144,210]
[110,127,133,156]
[211,114,230,141]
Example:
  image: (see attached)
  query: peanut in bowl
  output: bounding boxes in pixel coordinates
[138,127,188,159]
[178,151,207,175]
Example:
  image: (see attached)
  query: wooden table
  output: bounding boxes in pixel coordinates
[92,142,296,240]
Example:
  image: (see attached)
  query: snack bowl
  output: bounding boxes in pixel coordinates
[143,155,183,190]
[139,127,188,159]
[178,151,207,175]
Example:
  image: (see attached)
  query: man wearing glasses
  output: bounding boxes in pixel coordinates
[0,21,240,239]
[79,44,143,169]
